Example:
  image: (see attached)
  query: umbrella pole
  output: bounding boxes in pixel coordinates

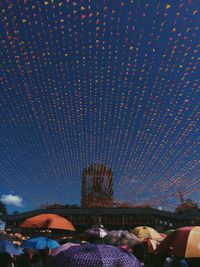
[44,229,50,267]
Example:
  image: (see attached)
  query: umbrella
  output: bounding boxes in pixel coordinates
[22,237,59,250]
[156,226,200,258]
[131,226,163,241]
[85,224,109,239]
[160,233,167,238]
[142,238,160,253]
[50,242,80,256]
[103,230,139,247]
[0,240,23,255]
[49,243,142,267]
[58,237,81,245]
[20,213,75,231]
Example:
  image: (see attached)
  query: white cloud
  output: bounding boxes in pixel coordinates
[158,206,162,210]
[0,194,23,207]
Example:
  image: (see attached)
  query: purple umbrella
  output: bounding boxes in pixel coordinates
[85,224,109,239]
[103,230,139,247]
[49,243,142,267]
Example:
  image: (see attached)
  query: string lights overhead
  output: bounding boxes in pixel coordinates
[0,0,199,210]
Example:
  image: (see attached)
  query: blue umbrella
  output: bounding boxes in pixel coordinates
[49,243,142,267]
[0,240,23,255]
[22,237,59,250]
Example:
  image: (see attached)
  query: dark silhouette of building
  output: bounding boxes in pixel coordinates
[3,207,200,233]
[81,164,113,208]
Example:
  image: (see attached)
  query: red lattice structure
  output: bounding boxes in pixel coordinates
[81,164,113,208]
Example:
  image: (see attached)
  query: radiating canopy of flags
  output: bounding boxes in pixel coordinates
[0,0,199,210]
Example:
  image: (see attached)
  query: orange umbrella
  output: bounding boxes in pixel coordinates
[20,214,75,231]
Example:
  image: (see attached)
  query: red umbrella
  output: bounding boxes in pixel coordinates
[156,226,200,258]
[160,233,167,238]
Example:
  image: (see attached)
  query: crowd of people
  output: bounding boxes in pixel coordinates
[0,224,200,266]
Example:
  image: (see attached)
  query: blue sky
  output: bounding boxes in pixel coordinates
[0,1,199,213]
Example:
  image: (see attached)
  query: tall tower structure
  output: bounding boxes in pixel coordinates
[81,164,113,208]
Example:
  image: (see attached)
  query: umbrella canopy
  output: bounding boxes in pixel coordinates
[85,224,109,239]
[160,233,167,238]
[132,226,163,241]
[51,242,80,256]
[20,213,75,231]
[142,239,160,253]
[22,237,59,250]
[58,237,81,245]
[156,226,200,258]
[49,243,142,267]
[0,240,23,255]
[103,230,139,247]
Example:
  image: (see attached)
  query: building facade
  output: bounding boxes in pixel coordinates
[2,208,200,233]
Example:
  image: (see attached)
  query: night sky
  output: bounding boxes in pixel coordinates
[0,1,199,213]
